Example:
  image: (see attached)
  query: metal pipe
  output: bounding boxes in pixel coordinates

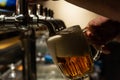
[19,0,37,80]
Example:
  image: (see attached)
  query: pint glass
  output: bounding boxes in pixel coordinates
[47,25,94,79]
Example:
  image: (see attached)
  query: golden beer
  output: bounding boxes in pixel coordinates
[47,25,94,79]
[57,54,93,79]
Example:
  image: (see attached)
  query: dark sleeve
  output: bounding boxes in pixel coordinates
[100,41,120,80]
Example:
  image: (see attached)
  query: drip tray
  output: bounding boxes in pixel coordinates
[37,64,66,80]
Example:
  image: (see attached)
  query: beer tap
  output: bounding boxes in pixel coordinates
[49,9,54,20]
[46,8,51,20]
[29,4,38,23]
[38,5,46,20]
[18,0,37,80]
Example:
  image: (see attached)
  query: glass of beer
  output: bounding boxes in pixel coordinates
[47,25,98,80]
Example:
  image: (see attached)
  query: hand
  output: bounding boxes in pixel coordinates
[84,16,120,53]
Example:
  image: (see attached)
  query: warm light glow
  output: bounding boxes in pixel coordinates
[42,1,100,28]
[17,65,23,71]
[0,37,20,49]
